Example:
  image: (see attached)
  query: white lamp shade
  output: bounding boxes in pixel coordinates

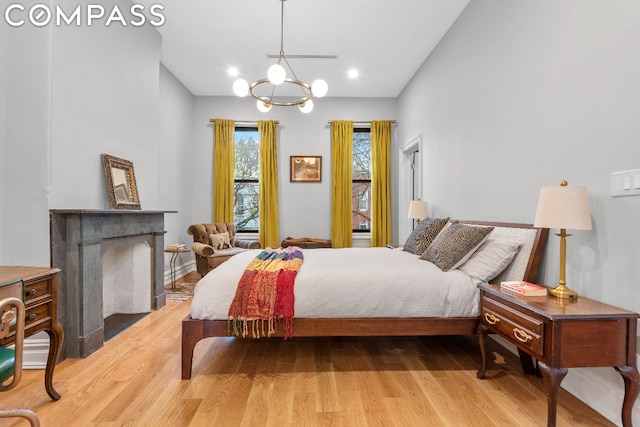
[232,79,249,97]
[256,99,272,113]
[533,183,592,230]
[311,79,328,97]
[298,99,313,113]
[267,63,286,85]
[408,200,429,221]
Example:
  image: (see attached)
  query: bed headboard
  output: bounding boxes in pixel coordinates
[457,221,549,284]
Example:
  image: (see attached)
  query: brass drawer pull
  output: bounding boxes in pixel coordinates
[484,313,500,325]
[26,313,38,321]
[27,289,39,297]
[513,328,533,343]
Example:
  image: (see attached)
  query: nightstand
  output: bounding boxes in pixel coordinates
[477,283,640,427]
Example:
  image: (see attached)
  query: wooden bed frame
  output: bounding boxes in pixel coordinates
[182,221,549,379]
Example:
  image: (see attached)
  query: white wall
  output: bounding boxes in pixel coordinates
[2,18,51,265]
[48,1,162,211]
[191,96,398,243]
[159,64,195,268]
[397,1,640,424]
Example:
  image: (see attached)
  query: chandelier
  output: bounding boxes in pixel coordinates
[231,0,328,113]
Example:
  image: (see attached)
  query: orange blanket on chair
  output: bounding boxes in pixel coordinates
[228,246,304,338]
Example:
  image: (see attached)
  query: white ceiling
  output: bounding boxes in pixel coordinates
[142,0,470,98]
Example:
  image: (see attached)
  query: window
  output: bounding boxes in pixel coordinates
[352,129,371,232]
[358,192,368,212]
[234,127,259,232]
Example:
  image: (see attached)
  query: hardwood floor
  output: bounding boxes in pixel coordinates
[2,273,614,426]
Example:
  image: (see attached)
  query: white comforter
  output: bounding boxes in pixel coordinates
[190,247,481,320]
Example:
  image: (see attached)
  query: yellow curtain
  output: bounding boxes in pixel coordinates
[370,121,392,247]
[213,119,235,223]
[331,121,353,248]
[258,120,280,248]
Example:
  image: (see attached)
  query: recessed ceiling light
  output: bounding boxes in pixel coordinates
[348,69,359,79]
[228,67,239,77]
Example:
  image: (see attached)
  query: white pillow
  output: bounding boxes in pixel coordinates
[458,238,521,282]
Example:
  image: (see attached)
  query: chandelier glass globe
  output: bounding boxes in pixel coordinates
[257,99,272,113]
[267,64,286,85]
[298,99,314,113]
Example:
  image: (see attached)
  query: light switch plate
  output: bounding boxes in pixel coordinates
[611,169,640,197]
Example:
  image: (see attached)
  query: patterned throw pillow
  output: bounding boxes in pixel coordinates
[421,223,494,271]
[403,217,450,255]
[210,232,231,250]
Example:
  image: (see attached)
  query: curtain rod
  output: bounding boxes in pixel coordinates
[327,120,397,125]
[209,119,280,126]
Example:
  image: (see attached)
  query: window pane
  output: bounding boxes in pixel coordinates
[352,130,371,231]
[234,128,259,231]
[352,182,371,231]
[234,182,259,231]
[352,132,371,180]
[235,130,259,180]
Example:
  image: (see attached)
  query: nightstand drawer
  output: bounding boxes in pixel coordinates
[481,296,545,358]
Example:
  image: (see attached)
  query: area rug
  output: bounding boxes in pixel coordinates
[165,282,196,302]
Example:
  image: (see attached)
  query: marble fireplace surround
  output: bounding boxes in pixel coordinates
[50,209,175,359]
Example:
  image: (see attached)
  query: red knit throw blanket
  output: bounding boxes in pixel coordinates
[228,246,304,338]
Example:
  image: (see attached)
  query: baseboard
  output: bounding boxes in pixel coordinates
[490,335,639,426]
[164,259,197,285]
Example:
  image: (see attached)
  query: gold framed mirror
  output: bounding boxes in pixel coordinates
[101,154,141,210]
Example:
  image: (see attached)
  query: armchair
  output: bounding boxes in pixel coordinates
[1,279,41,426]
[187,223,261,277]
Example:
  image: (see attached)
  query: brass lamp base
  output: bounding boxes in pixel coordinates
[549,284,578,299]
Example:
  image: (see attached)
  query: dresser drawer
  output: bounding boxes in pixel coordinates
[0,301,52,344]
[25,301,52,329]
[481,295,545,358]
[24,276,53,306]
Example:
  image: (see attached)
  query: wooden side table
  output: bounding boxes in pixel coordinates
[477,283,640,427]
[0,266,63,401]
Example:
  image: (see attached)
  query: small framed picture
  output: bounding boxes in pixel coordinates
[290,156,322,182]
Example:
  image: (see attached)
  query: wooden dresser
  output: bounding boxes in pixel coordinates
[0,266,64,400]
[477,283,640,427]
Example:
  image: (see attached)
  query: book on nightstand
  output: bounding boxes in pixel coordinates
[500,281,548,296]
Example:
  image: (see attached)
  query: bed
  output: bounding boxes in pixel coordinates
[182,220,548,379]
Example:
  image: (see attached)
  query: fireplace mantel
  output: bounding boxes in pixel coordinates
[50,209,176,359]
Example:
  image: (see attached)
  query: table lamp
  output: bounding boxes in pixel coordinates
[408,200,429,224]
[533,180,592,299]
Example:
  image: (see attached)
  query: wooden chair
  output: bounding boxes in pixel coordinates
[0,280,41,427]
